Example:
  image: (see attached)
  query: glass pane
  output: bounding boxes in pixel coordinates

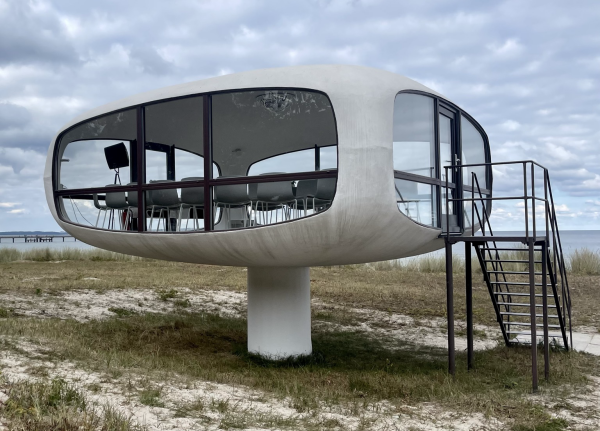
[145,150,167,182]
[57,110,136,189]
[320,146,337,170]
[213,177,337,230]
[394,178,437,227]
[145,185,205,232]
[461,117,487,189]
[212,90,337,177]
[439,114,452,182]
[248,149,315,176]
[59,189,138,231]
[393,94,435,177]
[145,97,204,183]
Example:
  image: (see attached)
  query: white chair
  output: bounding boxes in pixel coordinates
[179,177,204,231]
[93,194,108,228]
[105,185,129,230]
[214,177,250,229]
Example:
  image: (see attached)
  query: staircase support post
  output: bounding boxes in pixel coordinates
[542,241,549,381]
[528,239,539,392]
[465,242,473,370]
[445,238,455,376]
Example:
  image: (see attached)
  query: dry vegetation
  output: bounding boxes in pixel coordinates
[0,247,599,430]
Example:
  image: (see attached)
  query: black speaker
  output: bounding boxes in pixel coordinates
[104,142,130,170]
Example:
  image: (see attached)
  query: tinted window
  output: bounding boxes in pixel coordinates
[393,94,435,177]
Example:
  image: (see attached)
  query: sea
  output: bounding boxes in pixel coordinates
[0,230,599,259]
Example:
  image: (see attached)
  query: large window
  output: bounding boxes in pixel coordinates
[393,94,435,177]
[393,92,490,231]
[53,89,338,232]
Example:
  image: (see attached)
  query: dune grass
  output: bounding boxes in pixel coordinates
[0,311,595,430]
[569,248,600,275]
[0,247,150,263]
[1,246,599,428]
[0,377,139,431]
[2,245,597,275]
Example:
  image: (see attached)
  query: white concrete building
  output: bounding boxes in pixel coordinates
[45,65,491,358]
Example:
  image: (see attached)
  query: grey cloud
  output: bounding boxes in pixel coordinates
[0,102,31,130]
[0,0,598,230]
[0,0,78,66]
[129,46,173,75]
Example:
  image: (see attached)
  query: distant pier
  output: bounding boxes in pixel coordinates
[0,235,76,244]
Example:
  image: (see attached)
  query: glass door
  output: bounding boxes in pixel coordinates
[438,105,462,233]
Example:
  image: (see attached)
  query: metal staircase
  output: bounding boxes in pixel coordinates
[442,161,572,391]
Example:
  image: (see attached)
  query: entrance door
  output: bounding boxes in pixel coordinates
[438,106,462,233]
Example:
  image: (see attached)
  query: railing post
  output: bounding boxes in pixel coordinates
[542,240,549,381]
[531,163,536,239]
[471,172,475,236]
[529,237,539,392]
[466,242,473,370]
[446,237,455,376]
[523,162,529,239]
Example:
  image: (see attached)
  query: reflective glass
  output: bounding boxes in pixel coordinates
[394,178,437,227]
[461,117,487,189]
[145,185,205,232]
[439,114,452,182]
[57,110,136,189]
[393,94,435,177]
[213,177,337,230]
[145,97,204,183]
[59,188,138,231]
[212,90,337,177]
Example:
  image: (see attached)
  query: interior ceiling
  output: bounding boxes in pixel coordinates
[212,90,336,176]
[61,90,337,177]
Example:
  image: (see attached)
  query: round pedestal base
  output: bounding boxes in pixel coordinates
[247,266,312,359]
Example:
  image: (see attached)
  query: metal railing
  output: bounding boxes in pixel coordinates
[443,160,572,349]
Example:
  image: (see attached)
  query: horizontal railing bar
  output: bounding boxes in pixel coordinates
[442,160,548,170]
[393,170,456,188]
[447,196,548,202]
[55,170,337,196]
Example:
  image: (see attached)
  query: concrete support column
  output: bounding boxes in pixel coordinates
[247,266,312,359]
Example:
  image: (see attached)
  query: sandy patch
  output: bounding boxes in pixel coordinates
[0,288,500,354]
[0,338,504,431]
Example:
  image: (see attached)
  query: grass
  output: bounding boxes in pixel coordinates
[0,247,150,263]
[0,377,139,430]
[0,311,596,430]
[569,248,600,275]
[1,247,600,428]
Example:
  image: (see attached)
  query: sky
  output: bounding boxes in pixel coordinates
[0,0,599,232]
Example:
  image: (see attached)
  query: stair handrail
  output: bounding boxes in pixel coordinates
[545,172,572,348]
[442,160,572,349]
[470,172,513,307]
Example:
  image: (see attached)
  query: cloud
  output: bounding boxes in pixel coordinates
[129,46,174,75]
[0,202,19,208]
[0,102,32,129]
[0,0,598,231]
[0,0,79,66]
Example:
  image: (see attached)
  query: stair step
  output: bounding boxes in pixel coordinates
[507,331,564,337]
[500,312,559,318]
[487,270,544,275]
[483,259,543,264]
[503,321,561,328]
[497,302,556,308]
[490,281,543,286]
[493,292,556,297]
[480,247,542,251]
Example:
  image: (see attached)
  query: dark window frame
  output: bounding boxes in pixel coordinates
[53,88,339,234]
[393,90,492,230]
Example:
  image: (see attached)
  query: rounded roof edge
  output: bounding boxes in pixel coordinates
[56,64,448,135]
